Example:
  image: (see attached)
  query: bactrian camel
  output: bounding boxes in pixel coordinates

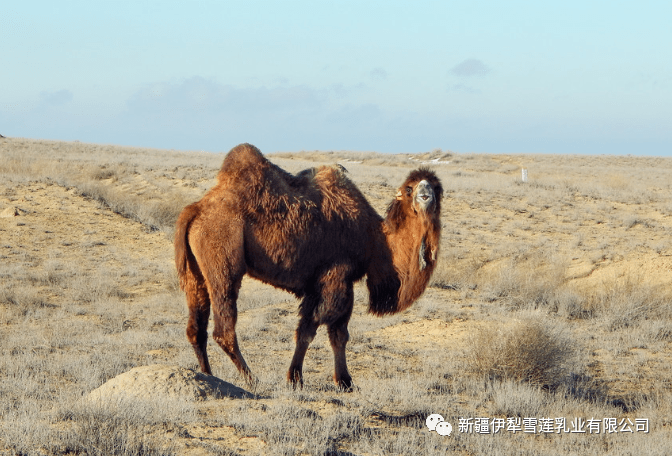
[175,143,442,389]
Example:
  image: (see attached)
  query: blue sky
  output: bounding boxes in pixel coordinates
[2,1,671,155]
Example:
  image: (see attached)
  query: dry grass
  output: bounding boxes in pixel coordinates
[465,316,578,388]
[1,137,671,454]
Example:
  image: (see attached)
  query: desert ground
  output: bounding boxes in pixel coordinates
[1,137,671,455]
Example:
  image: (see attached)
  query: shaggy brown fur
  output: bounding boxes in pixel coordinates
[175,143,442,389]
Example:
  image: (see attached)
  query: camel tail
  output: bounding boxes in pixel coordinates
[174,202,200,290]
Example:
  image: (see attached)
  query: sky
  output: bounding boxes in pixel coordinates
[2,1,671,155]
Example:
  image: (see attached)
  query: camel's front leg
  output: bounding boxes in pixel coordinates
[327,319,352,390]
[288,315,318,387]
[320,274,354,390]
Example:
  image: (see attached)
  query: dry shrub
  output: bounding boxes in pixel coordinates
[466,317,577,388]
[477,249,568,309]
[0,410,57,456]
[1,395,190,456]
[57,397,191,456]
[0,287,54,322]
[547,286,592,319]
[570,272,672,329]
[228,401,363,455]
[489,379,551,417]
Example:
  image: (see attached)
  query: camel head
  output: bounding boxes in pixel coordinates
[398,177,439,215]
[366,168,443,315]
[389,168,443,229]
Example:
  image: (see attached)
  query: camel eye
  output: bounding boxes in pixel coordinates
[405,186,412,196]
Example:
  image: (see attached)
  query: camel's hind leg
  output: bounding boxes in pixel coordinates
[210,275,254,385]
[184,268,213,375]
[190,216,254,385]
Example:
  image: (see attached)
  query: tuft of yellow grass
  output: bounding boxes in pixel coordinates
[465,316,578,388]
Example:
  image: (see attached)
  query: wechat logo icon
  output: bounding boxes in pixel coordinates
[426,414,452,436]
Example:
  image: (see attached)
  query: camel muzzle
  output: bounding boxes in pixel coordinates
[414,180,435,211]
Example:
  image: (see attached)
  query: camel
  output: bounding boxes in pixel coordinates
[175,143,442,389]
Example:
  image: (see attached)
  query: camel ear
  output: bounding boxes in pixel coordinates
[396,190,403,200]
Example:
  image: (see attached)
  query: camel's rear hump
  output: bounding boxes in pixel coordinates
[218,143,262,174]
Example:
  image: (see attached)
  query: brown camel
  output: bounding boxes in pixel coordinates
[175,143,442,389]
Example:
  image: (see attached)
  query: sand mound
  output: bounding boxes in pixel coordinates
[88,364,250,402]
[0,206,21,217]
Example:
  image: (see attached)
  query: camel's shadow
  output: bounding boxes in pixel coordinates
[196,373,263,400]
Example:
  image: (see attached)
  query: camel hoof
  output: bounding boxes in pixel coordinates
[334,375,353,392]
[245,375,259,390]
[287,370,304,389]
